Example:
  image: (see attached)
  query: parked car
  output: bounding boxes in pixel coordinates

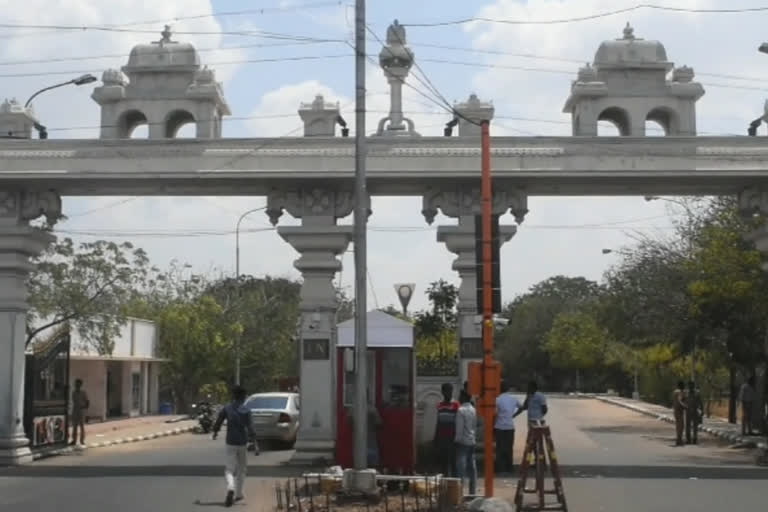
[244,392,299,448]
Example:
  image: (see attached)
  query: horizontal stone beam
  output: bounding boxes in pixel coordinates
[2,136,768,196]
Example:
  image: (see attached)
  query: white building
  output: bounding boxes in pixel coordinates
[32,317,164,421]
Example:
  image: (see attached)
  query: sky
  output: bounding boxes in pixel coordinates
[1,0,767,312]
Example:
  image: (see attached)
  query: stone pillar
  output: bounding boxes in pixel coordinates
[437,220,516,385]
[298,95,341,137]
[739,187,768,437]
[0,99,38,139]
[0,189,61,466]
[267,187,357,464]
[454,94,495,137]
[423,186,528,386]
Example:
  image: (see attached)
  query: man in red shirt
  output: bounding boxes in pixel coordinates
[434,383,459,476]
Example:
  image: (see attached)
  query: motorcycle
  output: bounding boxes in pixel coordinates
[191,400,215,434]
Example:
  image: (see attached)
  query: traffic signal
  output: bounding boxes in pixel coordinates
[475,214,501,314]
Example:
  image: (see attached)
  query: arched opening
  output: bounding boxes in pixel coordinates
[118,110,148,138]
[646,107,678,136]
[597,107,630,136]
[165,110,196,138]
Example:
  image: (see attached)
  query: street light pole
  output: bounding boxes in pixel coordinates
[645,196,697,382]
[24,74,98,140]
[352,0,369,471]
[234,207,266,386]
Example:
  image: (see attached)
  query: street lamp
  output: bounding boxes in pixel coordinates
[24,74,98,139]
[234,206,266,385]
[601,248,640,399]
[393,283,415,316]
[644,196,698,383]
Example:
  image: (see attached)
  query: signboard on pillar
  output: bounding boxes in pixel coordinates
[303,339,330,360]
[459,338,483,359]
[474,214,501,314]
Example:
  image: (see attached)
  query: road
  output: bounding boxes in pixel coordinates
[1,398,766,511]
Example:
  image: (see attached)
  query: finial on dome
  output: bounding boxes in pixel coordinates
[623,22,635,40]
[386,19,406,45]
[160,25,173,45]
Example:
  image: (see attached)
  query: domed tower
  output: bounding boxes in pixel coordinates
[563,23,704,136]
[92,26,231,139]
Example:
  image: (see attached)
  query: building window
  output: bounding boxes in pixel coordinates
[131,373,141,411]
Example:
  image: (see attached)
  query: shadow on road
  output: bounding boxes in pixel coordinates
[3,464,767,480]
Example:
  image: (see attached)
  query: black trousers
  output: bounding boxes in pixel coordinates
[495,428,515,473]
[685,412,698,444]
[435,438,456,476]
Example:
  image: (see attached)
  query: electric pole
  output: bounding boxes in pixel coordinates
[352,0,369,471]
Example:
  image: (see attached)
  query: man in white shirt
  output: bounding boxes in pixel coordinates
[495,380,521,474]
[454,390,477,496]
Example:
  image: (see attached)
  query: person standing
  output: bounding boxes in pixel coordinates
[672,381,687,446]
[434,382,459,476]
[739,376,757,436]
[212,385,256,507]
[454,390,477,496]
[70,379,89,446]
[495,380,521,474]
[686,381,703,445]
[347,390,383,468]
[513,380,548,426]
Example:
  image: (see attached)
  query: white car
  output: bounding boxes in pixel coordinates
[244,392,300,448]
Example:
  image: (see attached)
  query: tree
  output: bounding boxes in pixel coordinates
[545,311,609,371]
[413,279,458,340]
[154,295,241,412]
[27,238,150,353]
[205,276,302,393]
[496,276,602,389]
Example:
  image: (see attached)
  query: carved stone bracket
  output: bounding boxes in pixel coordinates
[738,187,768,218]
[422,186,528,225]
[266,187,369,225]
[0,189,62,226]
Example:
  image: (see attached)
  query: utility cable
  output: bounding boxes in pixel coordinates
[402,4,768,28]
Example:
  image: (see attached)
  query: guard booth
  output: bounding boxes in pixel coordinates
[335,310,415,473]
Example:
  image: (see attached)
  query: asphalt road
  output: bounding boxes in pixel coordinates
[1,398,766,512]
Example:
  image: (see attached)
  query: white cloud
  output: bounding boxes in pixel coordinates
[464,0,768,135]
[0,0,245,139]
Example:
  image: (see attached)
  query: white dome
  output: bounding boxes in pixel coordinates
[124,26,200,71]
[594,23,670,70]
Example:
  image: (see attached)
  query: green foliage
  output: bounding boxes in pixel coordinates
[412,279,459,375]
[154,295,240,410]
[544,311,610,370]
[27,238,150,353]
[496,276,602,389]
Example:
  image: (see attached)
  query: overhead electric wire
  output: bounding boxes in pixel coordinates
[0,53,352,79]
[6,36,768,88]
[402,3,768,28]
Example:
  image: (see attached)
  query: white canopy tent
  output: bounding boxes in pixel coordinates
[337,310,414,348]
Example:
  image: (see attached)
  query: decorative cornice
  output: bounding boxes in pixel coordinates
[422,186,528,224]
[0,189,62,226]
[0,150,77,159]
[697,147,768,156]
[204,147,564,158]
[267,187,365,225]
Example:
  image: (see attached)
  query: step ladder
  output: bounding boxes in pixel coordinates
[513,421,567,512]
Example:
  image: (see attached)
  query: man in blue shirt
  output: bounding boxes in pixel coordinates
[212,386,257,507]
[513,380,548,426]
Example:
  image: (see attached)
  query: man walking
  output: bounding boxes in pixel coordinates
[685,381,703,445]
[212,385,257,507]
[739,376,757,436]
[454,390,477,496]
[495,380,521,474]
[70,379,89,446]
[672,381,687,446]
[434,382,459,476]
